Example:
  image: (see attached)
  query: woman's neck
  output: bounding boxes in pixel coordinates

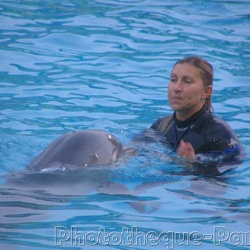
[176,112,197,121]
[175,104,204,121]
[173,105,209,131]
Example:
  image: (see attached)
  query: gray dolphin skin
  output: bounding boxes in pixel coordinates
[28,130,123,171]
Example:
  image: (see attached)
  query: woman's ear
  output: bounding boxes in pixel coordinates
[202,85,212,99]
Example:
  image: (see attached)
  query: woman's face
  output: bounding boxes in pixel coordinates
[168,63,212,120]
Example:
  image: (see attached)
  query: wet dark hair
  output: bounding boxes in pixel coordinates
[174,56,214,113]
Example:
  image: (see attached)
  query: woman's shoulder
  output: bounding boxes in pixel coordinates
[202,113,239,141]
[150,115,174,132]
[205,113,234,129]
[197,113,243,162]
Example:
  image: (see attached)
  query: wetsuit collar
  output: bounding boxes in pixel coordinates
[173,105,207,129]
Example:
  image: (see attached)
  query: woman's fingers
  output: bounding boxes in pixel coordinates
[177,140,195,160]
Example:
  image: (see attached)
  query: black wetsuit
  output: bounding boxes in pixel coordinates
[149,106,242,166]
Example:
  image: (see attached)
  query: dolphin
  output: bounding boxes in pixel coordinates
[27,130,127,171]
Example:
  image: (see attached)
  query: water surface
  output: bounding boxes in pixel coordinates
[0,0,250,249]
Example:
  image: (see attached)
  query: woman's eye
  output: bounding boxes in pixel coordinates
[184,79,192,84]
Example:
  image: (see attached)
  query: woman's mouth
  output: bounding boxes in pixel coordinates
[170,96,183,101]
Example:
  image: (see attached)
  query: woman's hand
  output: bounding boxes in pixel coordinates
[177,140,196,161]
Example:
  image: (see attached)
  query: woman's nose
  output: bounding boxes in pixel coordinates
[173,80,182,91]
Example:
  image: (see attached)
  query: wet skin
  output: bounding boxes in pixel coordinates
[28,130,124,171]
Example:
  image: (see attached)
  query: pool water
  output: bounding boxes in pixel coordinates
[0,0,250,249]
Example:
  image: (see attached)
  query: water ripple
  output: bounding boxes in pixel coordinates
[0,0,250,249]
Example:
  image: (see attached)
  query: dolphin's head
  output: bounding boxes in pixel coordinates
[27,130,133,171]
[89,132,123,166]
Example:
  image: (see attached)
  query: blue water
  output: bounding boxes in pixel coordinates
[0,0,250,249]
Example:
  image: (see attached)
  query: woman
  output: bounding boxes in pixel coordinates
[149,56,242,166]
